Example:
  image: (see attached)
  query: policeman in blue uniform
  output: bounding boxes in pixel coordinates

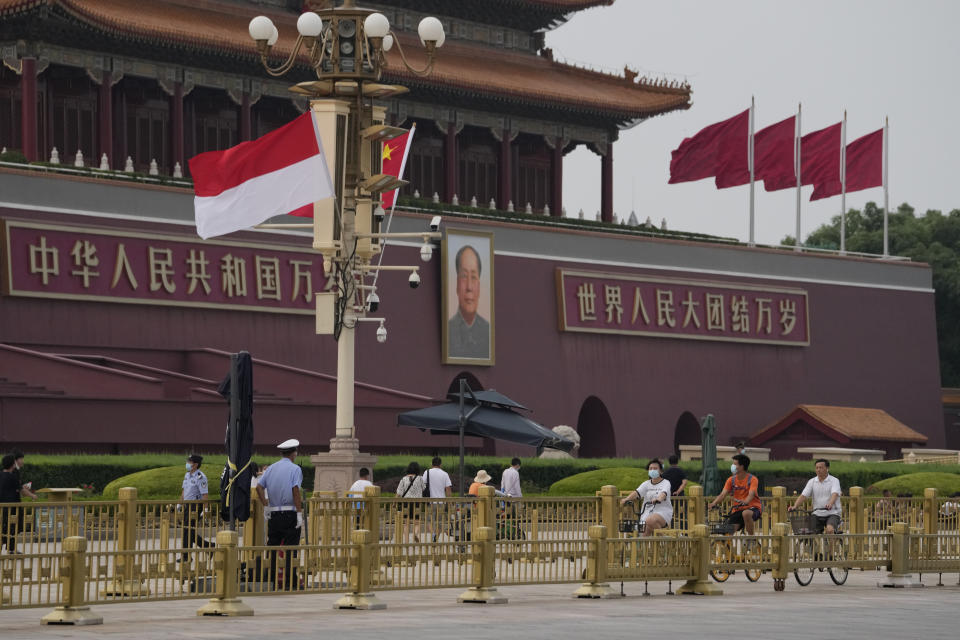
[256,439,303,589]
[181,454,213,561]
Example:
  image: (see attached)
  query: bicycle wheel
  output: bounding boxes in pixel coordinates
[793,539,814,586]
[709,539,732,583]
[828,537,848,585]
[743,540,763,582]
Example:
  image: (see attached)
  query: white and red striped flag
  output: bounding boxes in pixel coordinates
[189,111,334,239]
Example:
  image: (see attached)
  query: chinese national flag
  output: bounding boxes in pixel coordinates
[380,124,415,210]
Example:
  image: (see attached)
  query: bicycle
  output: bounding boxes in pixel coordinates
[789,509,848,586]
[707,508,763,583]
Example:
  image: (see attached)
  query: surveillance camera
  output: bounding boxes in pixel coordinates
[374,205,386,221]
[429,215,441,232]
[366,291,380,313]
[420,242,433,262]
[376,322,387,344]
[408,271,421,289]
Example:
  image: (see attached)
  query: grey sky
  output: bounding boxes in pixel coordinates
[547,0,960,246]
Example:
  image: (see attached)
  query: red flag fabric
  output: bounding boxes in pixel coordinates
[669,110,748,184]
[380,125,414,209]
[715,115,795,189]
[764,122,841,192]
[190,111,334,238]
[810,128,883,201]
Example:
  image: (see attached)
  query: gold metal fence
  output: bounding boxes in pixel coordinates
[0,551,64,608]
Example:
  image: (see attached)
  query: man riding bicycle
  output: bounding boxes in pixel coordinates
[788,458,841,533]
[708,454,762,535]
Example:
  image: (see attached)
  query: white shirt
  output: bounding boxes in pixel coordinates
[801,474,842,515]
[349,479,374,494]
[423,467,452,498]
[634,478,673,523]
[501,466,521,497]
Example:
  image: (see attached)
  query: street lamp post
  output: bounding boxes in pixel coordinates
[249,1,444,493]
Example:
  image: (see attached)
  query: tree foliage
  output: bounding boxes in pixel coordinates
[795,202,960,385]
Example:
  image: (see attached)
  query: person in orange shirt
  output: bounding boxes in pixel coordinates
[708,454,762,535]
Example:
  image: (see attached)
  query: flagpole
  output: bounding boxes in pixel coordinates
[794,103,801,252]
[881,117,890,257]
[372,122,417,290]
[748,96,755,246]
[840,110,847,255]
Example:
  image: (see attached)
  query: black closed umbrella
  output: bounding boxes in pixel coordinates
[398,381,574,495]
[217,351,254,527]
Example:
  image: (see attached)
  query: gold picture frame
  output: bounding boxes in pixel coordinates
[441,228,495,366]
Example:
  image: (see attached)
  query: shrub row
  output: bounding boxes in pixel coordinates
[12,454,960,499]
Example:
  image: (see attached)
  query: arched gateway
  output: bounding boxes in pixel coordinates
[576,396,616,457]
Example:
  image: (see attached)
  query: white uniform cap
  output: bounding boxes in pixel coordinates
[277,438,300,450]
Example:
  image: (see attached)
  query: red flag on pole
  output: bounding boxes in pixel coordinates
[716,115,795,189]
[810,128,883,201]
[668,110,749,184]
[764,122,841,192]
[380,124,416,210]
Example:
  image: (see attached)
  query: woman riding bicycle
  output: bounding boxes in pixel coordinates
[620,458,672,536]
[708,454,762,535]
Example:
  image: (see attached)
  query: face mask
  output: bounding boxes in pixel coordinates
[648,469,660,479]
[186,463,192,471]
[730,464,738,475]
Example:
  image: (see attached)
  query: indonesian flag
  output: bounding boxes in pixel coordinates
[190,111,334,239]
[380,123,416,210]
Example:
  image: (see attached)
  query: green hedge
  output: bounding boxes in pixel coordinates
[12,454,960,499]
[866,472,960,496]
[102,466,223,500]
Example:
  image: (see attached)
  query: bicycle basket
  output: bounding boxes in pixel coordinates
[710,522,736,535]
[789,511,813,534]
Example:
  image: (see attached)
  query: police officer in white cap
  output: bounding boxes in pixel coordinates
[256,439,303,589]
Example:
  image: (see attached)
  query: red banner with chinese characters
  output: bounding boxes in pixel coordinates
[1,220,328,315]
[556,268,809,346]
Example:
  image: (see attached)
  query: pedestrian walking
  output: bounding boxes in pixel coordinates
[255,438,303,589]
[180,454,213,561]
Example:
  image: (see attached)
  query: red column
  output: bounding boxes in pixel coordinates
[552,137,563,217]
[498,129,511,211]
[601,142,613,223]
[98,71,113,166]
[20,58,37,161]
[240,91,251,142]
[444,122,457,202]
[171,82,184,174]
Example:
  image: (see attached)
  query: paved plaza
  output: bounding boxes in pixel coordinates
[2,569,958,639]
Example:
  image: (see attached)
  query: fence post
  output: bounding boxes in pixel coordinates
[41,536,102,625]
[923,488,938,535]
[687,485,704,531]
[196,530,253,616]
[770,522,790,592]
[878,522,920,588]
[458,526,507,603]
[771,486,787,525]
[676,524,722,595]
[242,492,264,547]
[101,487,146,597]
[573,524,618,598]
[335,529,386,609]
[848,487,863,535]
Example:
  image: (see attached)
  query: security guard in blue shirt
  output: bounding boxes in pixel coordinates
[181,454,213,561]
[256,439,303,589]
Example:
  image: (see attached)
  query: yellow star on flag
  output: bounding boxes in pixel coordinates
[382,142,394,161]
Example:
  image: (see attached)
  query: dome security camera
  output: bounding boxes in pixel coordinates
[374,205,386,221]
[420,242,433,262]
[366,291,380,313]
[376,322,387,343]
[408,271,421,289]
